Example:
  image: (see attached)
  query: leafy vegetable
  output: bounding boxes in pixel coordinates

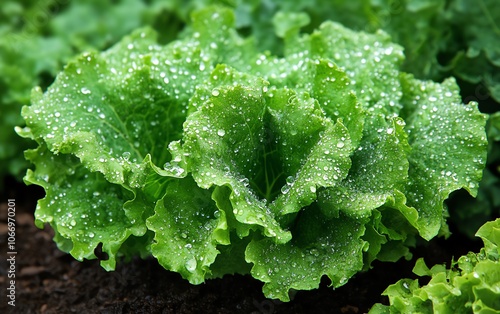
[19,6,488,302]
[448,113,500,238]
[370,218,500,313]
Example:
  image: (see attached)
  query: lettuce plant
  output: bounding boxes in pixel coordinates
[19,7,488,301]
[370,218,500,313]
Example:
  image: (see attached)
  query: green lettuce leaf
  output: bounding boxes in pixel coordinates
[146,177,229,284]
[0,0,207,186]
[24,144,146,271]
[400,74,488,239]
[449,113,500,238]
[246,206,368,302]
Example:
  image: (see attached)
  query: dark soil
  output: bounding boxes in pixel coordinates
[0,175,483,314]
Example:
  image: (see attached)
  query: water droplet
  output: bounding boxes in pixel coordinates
[81,87,91,95]
[310,186,317,193]
[217,129,225,137]
[281,185,290,194]
[185,258,197,272]
[122,152,131,161]
[310,248,319,256]
[337,141,345,148]
[212,89,220,97]
[89,232,95,238]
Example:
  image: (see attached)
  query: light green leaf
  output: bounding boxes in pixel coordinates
[400,74,488,239]
[181,81,291,242]
[24,144,145,271]
[318,115,412,220]
[266,58,365,147]
[147,177,229,284]
[305,21,405,117]
[21,27,207,185]
[272,11,310,38]
[372,219,500,313]
[266,88,353,217]
[246,205,367,301]
[476,218,500,257]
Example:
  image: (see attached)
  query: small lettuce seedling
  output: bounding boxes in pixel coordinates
[371,218,500,313]
[18,7,487,301]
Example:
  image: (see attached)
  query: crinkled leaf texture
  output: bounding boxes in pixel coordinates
[0,0,192,184]
[20,7,487,301]
[370,218,500,314]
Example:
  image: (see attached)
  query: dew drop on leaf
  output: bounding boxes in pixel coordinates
[281,185,290,194]
[81,87,91,94]
[185,258,197,273]
[122,152,131,161]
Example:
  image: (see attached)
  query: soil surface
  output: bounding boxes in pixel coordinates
[0,175,482,314]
